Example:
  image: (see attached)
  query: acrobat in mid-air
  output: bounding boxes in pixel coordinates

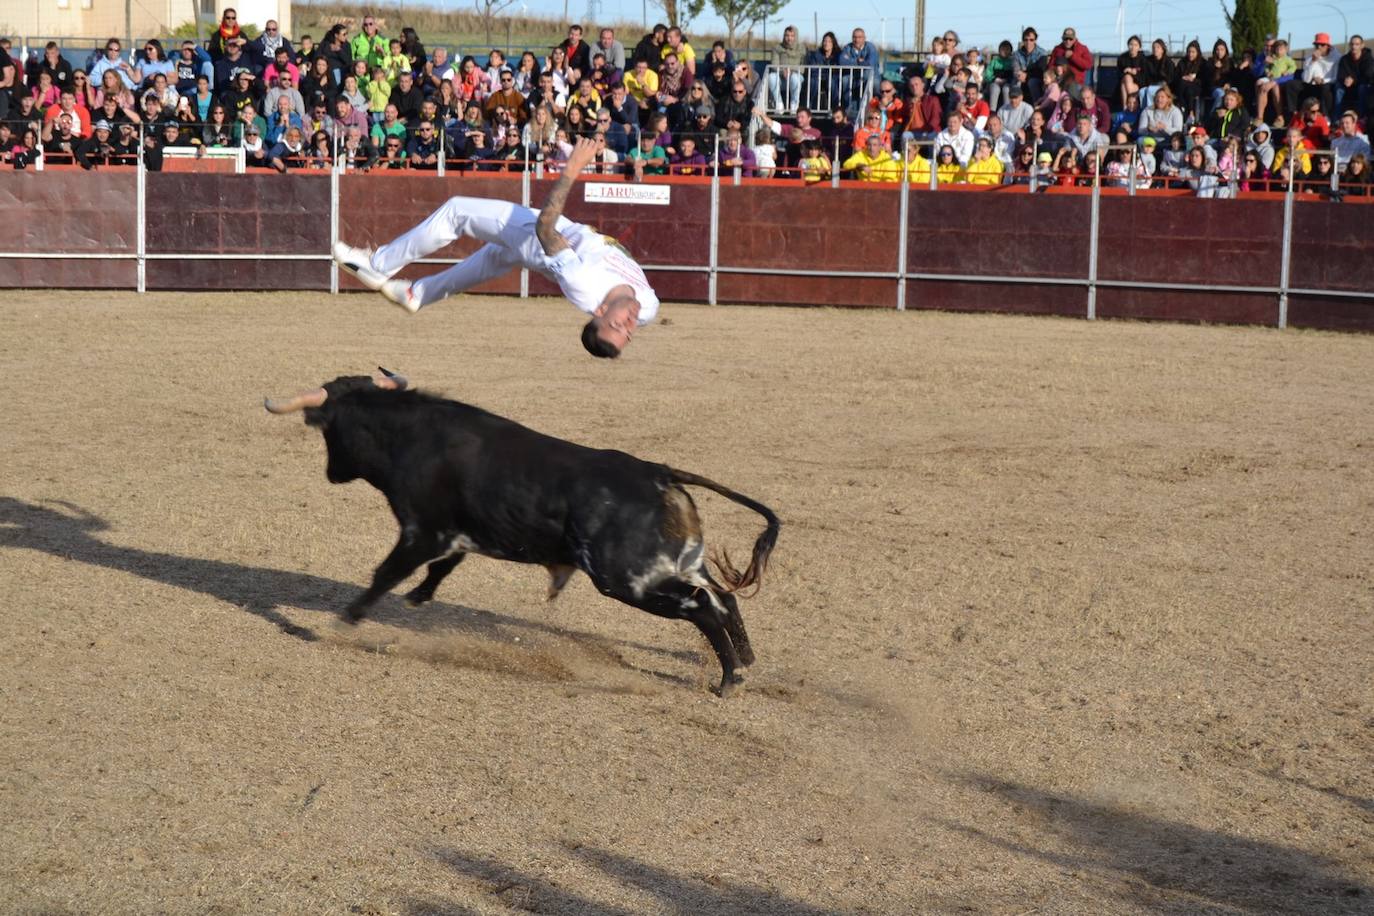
[334,138,658,358]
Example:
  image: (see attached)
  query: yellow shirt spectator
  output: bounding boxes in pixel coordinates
[904,151,932,185]
[964,155,1004,185]
[624,66,659,108]
[843,144,896,181]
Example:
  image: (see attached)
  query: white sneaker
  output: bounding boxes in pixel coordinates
[380,278,420,313]
[333,241,389,290]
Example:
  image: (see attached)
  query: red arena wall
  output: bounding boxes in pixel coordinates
[3,169,1370,332]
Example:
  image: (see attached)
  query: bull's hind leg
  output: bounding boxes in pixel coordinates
[703,573,755,668]
[345,532,444,622]
[404,553,467,606]
[614,578,745,697]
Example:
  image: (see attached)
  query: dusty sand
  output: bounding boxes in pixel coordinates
[1,292,1371,915]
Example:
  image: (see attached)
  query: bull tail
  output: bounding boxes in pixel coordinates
[668,468,780,596]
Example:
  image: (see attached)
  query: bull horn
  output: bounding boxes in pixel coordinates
[375,366,409,390]
[263,388,328,414]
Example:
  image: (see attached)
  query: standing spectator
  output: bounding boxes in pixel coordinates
[839,28,879,105]
[1331,110,1371,167]
[1295,33,1337,116]
[1335,36,1371,116]
[769,26,805,112]
[1013,27,1048,102]
[350,16,389,72]
[561,25,592,79]
[934,111,974,166]
[1049,28,1092,86]
[208,8,241,61]
[598,28,627,72]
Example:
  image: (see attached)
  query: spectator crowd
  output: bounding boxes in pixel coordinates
[0,11,1370,194]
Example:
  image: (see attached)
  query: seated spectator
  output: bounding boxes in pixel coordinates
[1289,96,1330,147]
[1239,147,1269,191]
[717,128,755,176]
[434,81,461,127]
[853,109,890,152]
[91,38,141,90]
[241,123,272,167]
[1111,93,1141,137]
[768,26,805,112]
[377,133,407,168]
[689,105,717,144]
[332,96,369,140]
[1255,40,1296,124]
[268,125,306,171]
[303,129,333,169]
[391,71,424,123]
[1270,125,1314,178]
[1331,110,1371,167]
[980,113,1016,168]
[522,103,558,149]
[266,95,302,143]
[486,69,526,123]
[565,104,592,139]
[366,66,391,122]
[657,52,693,130]
[1294,33,1337,115]
[303,99,334,137]
[963,136,1004,184]
[588,52,620,97]
[842,132,898,181]
[1205,87,1250,145]
[190,75,215,120]
[934,144,963,183]
[597,28,626,72]
[670,135,708,174]
[1180,144,1222,196]
[956,83,990,132]
[626,129,669,176]
[299,56,335,105]
[1050,27,1092,87]
[31,72,61,111]
[91,93,137,130]
[1335,36,1371,116]
[1139,87,1183,141]
[1077,86,1110,134]
[804,32,842,111]
[1046,94,1076,136]
[568,77,602,117]
[370,104,406,147]
[624,59,658,113]
[934,112,974,166]
[996,84,1033,136]
[750,126,776,177]
[583,131,619,173]
[237,104,268,143]
[1175,40,1205,119]
[1012,27,1047,102]
[1140,39,1175,109]
[456,55,490,103]
[1033,69,1063,117]
[219,70,257,118]
[339,125,378,171]
[407,119,442,169]
[1016,108,1053,152]
[1310,149,1338,188]
[662,27,697,76]
[490,126,528,168]
[1116,35,1146,108]
[703,60,732,103]
[43,89,91,138]
[825,106,853,162]
[798,137,832,183]
[1248,122,1275,169]
[1341,154,1370,194]
[1064,113,1107,159]
[868,79,903,133]
[512,51,540,95]
[1157,131,1188,181]
[202,104,235,146]
[268,72,308,118]
[42,114,81,162]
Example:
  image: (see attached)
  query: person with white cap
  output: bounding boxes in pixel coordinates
[332,137,659,359]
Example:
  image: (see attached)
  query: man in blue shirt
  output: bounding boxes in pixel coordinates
[838,28,879,109]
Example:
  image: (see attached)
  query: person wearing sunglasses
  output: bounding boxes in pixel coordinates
[350,16,389,72]
[208,8,241,61]
[335,137,659,359]
[90,39,141,91]
[484,69,527,123]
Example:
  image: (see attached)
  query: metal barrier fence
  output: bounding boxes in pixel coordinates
[759,64,875,117]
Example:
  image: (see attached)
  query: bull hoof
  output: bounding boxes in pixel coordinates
[343,604,368,624]
[714,673,745,699]
[403,588,433,607]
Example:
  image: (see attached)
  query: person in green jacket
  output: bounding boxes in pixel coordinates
[350,15,389,72]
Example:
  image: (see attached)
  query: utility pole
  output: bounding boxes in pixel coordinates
[914,0,925,53]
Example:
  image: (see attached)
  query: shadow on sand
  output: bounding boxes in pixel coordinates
[0,497,699,674]
[942,774,1370,914]
[398,845,848,916]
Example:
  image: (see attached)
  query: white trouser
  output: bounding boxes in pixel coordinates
[369,196,573,308]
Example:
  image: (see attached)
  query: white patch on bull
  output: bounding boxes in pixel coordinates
[441,533,481,557]
[628,553,679,599]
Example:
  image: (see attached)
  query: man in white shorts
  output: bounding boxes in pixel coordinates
[333,138,658,358]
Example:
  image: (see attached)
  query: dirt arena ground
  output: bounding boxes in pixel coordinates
[1,292,1371,915]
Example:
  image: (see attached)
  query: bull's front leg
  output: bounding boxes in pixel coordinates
[345,531,443,622]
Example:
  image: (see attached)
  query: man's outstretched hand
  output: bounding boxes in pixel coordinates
[565,136,599,175]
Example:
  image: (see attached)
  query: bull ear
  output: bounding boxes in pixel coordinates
[375,366,409,390]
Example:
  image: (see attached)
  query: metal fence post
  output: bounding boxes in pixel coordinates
[329,159,340,294]
[708,157,720,305]
[1278,164,1295,328]
[136,123,146,293]
[896,142,910,311]
[1087,153,1101,320]
[520,164,531,299]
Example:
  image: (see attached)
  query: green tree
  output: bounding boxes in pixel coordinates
[1221,0,1279,55]
[655,0,706,29]
[709,0,785,44]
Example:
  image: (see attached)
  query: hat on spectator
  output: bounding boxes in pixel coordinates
[1036,151,1052,164]
[1141,136,1157,148]
[1313,32,1331,45]
[1190,125,1208,138]
[94,119,112,131]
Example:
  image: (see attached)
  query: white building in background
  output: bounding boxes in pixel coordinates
[5,0,293,41]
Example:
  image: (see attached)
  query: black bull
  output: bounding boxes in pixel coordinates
[266,373,780,695]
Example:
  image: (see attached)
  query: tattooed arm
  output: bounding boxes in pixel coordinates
[536,136,598,256]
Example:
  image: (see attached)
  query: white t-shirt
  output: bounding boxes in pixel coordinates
[543,228,660,324]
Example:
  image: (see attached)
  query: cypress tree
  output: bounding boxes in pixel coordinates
[1223,0,1280,55]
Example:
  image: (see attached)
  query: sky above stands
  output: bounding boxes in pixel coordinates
[434,0,1357,52]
